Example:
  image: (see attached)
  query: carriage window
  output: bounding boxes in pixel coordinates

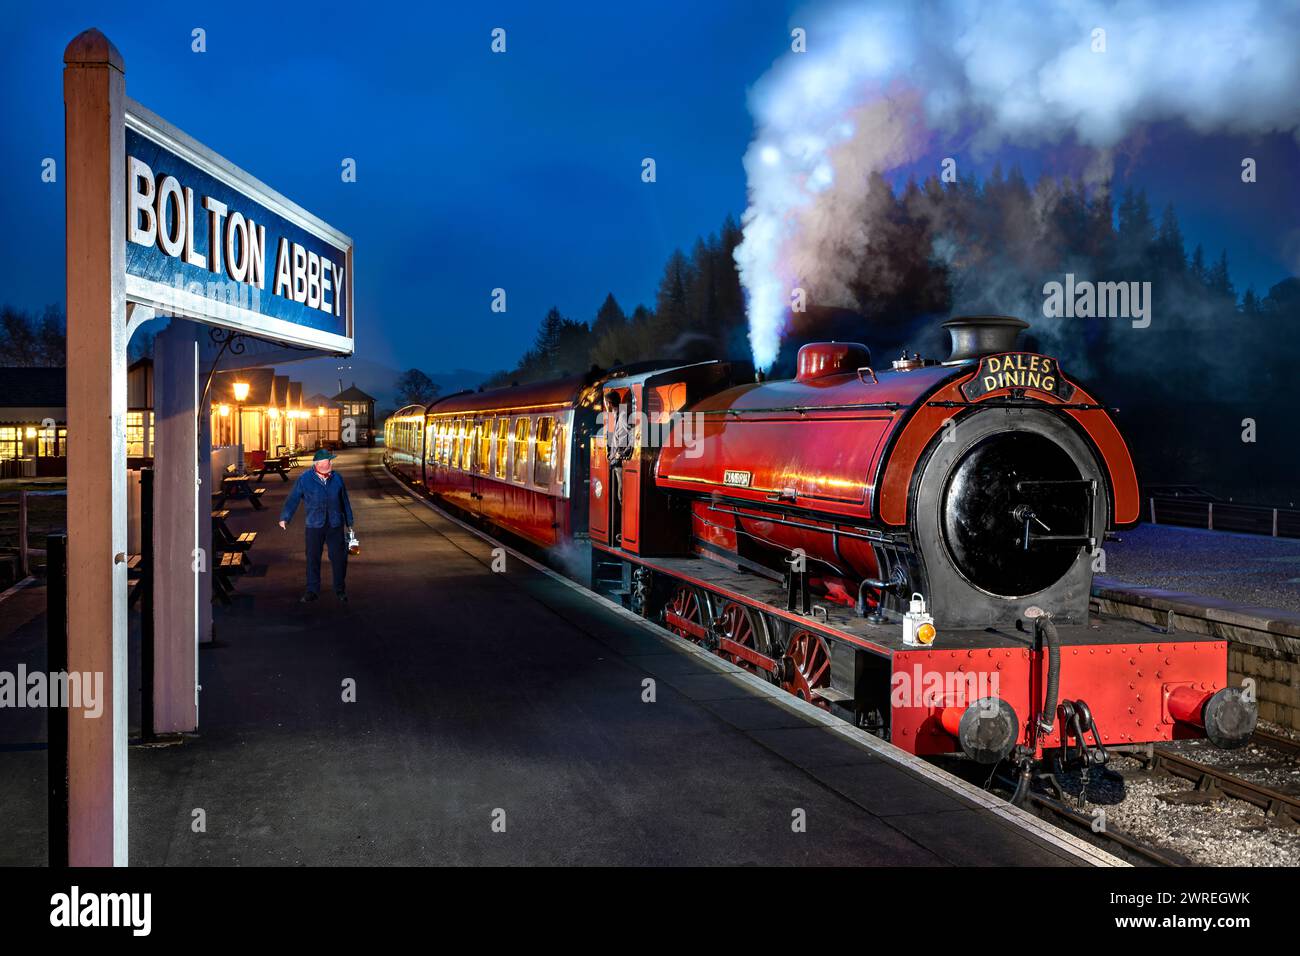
[511,418,530,482]
[553,424,566,483]
[495,418,510,478]
[460,421,475,471]
[426,423,435,460]
[533,417,556,486]
[477,419,492,473]
[452,419,464,468]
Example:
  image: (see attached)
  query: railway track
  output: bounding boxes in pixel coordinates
[1034,728,1300,865]
[1147,732,1300,826]
[1020,791,1191,866]
[1251,726,1300,759]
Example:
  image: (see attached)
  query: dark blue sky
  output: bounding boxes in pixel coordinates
[3,1,1296,377]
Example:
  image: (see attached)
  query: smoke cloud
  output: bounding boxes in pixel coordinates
[736,0,1300,370]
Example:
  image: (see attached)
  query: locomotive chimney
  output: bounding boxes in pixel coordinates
[942,315,1029,363]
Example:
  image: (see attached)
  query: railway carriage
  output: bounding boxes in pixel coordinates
[385,375,604,549]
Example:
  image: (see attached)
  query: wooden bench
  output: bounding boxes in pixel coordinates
[125,554,144,608]
[213,510,257,551]
[254,455,293,483]
[216,472,267,510]
[212,551,245,605]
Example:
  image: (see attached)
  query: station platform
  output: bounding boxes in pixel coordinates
[0,449,1118,866]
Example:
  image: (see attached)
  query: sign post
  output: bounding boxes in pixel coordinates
[62,27,354,865]
[63,27,130,868]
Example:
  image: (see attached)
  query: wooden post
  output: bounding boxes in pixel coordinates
[63,27,129,867]
[46,534,69,867]
[17,490,28,578]
[153,320,203,727]
[140,467,154,740]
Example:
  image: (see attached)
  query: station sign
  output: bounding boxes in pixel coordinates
[123,99,353,353]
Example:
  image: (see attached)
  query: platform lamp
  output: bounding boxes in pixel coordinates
[233,380,250,471]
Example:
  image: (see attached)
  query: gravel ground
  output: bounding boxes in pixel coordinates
[1102,763,1300,866]
[1047,722,1300,866]
[1105,524,1300,612]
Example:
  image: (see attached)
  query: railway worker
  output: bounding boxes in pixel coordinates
[278,449,355,603]
[605,390,634,543]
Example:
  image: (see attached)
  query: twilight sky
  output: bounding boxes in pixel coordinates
[2,0,1296,378]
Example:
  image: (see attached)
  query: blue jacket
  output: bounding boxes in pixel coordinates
[281,469,354,529]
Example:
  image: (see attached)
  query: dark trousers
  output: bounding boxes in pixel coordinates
[305,524,347,594]
[609,462,623,542]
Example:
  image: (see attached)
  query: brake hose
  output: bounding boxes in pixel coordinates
[1036,615,1060,734]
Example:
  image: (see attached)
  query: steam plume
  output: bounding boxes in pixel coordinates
[736,0,1300,370]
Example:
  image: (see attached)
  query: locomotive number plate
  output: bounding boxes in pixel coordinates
[723,470,752,487]
[960,353,1076,401]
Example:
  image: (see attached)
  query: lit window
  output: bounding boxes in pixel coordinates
[0,427,19,460]
[37,426,63,458]
[533,417,556,486]
[126,411,153,457]
[477,419,491,473]
[511,418,530,483]
[553,424,566,482]
[495,418,510,479]
[462,421,477,471]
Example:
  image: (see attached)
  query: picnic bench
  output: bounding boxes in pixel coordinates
[126,553,144,608]
[213,465,266,509]
[210,506,258,605]
[212,551,246,605]
[253,454,294,483]
[212,509,257,559]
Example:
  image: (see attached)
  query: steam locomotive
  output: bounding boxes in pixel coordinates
[385,315,1255,777]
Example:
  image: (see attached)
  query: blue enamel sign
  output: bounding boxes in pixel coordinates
[123,100,353,353]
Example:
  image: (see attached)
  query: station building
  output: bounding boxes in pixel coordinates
[0,361,334,478]
[296,392,343,449]
[332,382,377,446]
[0,363,155,477]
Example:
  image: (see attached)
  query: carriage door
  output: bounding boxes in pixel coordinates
[589,417,610,545]
[469,418,486,515]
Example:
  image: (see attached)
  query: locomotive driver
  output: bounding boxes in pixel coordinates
[605,391,634,544]
[279,448,355,603]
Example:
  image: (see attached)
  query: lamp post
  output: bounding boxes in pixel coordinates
[233,380,250,471]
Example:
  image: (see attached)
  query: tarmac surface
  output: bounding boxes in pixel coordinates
[0,449,1105,866]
